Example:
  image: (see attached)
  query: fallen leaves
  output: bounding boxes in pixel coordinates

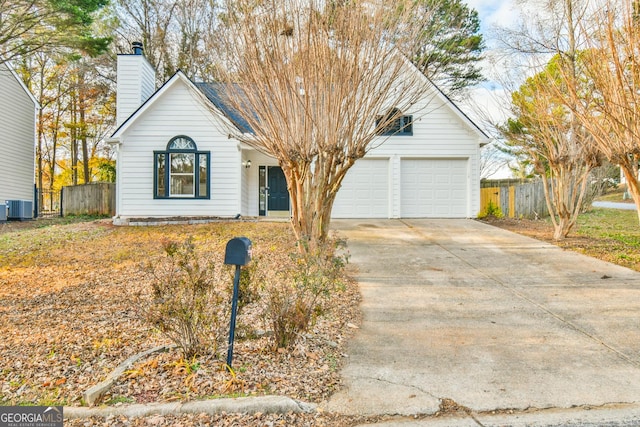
[0,219,362,412]
[63,411,377,427]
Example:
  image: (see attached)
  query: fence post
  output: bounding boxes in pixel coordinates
[33,184,39,219]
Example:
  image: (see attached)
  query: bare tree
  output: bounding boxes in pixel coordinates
[111,0,221,81]
[210,0,440,249]
[480,143,510,179]
[496,0,601,239]
[564,1,640,222]
[111,0,177,80]
[502,55,600,239]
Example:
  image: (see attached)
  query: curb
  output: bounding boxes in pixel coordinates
[353,404,640,427]
[82,344,175,406]
[65,395,317,419]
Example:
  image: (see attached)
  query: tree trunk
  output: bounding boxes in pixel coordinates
[79,72,90,184]
[283,155,352,252]
[80,102,90,183]
[541,163,592,241]
[70,95,78,186]
[554,217,571,240]
[620,163,640,224]
[37,70,45,213]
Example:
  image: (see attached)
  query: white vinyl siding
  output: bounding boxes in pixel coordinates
[0,63,36,205]
[332,159,389,218]
[401,159,468,217]
[243,151,280,217]
[330,85,482,219]
[113,64,485,221]
[367,88,481,219]
[116,79,240,218]
[116,54,156,127]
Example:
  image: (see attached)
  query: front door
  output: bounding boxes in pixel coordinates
[267,166,290,214]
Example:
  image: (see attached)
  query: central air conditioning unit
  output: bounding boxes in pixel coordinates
[7,200,33,220]
[0,203,6,222]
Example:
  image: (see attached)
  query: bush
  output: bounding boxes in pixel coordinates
[479,200,504,219]
[141,238,230,359]
[261,238,348,349]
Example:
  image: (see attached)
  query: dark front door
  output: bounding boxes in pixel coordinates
[267,166,290,212]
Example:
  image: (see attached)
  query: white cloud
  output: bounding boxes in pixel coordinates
[466,0,517,32]
[460,0,521,130]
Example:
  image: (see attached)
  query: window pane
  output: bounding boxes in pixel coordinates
[171,153,195,173]
[156,153,166,197]
[170,153,195,196]
[169,137,196,150]
[388,118,401,133]
[401,116,412,134]
[171,175,194,196]
[198,155,208,197]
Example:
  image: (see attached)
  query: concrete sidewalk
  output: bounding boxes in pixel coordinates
[324,219,640,425]
[593,201,637,210]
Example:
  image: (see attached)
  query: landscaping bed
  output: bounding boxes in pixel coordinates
[0,219,365,425]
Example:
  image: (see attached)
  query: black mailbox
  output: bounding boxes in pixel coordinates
[224,237,252,266]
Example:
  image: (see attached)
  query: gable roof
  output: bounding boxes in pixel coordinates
[395,52,489,143]
[193,83,253,133]
[430,82,490,142]
[110,71,242,139]
[111,62,490,144]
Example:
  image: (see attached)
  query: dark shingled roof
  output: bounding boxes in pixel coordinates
[194,82,253,134]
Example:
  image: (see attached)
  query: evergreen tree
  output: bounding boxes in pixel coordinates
[410,0,485,97]
[0,0,110,62]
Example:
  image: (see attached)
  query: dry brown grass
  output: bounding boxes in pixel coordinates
[0,219,360,408]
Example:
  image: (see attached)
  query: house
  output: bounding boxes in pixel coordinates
[0,62,38,221]
[108,44,489,224]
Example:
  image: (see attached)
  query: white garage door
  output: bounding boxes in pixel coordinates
[332,159,389,218]
[401,159,468,218]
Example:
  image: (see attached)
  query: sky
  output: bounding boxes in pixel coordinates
[462,0,519,178]
[465,0,517,40]
[459,0,519,127]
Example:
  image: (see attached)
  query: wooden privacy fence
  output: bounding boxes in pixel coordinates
[480,179,549,219]
[62,183,115,217]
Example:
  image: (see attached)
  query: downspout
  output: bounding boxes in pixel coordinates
[106,137,121,222]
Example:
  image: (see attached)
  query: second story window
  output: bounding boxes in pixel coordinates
[376,108,413,136]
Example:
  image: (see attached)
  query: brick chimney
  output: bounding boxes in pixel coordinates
[116,42,156,127]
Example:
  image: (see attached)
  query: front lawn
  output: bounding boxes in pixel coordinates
[486,207,640,272]
[0,219,359,407]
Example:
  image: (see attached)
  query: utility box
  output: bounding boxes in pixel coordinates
[0,202,6,222]
[224,237,252,266]
[7,200,33,220]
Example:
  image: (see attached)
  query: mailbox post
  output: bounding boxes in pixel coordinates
[224,237,252,370]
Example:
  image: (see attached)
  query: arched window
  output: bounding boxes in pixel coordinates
[154,135,210,199]
[375,108,413,136]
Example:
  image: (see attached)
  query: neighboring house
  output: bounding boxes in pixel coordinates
[109,44,489,224]
[0,62,38,220]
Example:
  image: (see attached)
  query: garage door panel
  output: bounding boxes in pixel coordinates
[332,159,389,218]
[401,159,468,218]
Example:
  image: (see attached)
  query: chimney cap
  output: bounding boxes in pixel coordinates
[132,41,144,55]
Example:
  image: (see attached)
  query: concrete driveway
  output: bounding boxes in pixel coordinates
[324,219,640,419]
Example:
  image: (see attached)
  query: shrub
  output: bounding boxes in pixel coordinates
[479,200,504,219]
[261,238,348,349]
[141,238,230,359]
